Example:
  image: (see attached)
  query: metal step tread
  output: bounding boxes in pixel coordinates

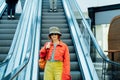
[41,28,69,33]
[0,40,12,46]
[0,34,14,40]
[42,24,68,28]
[0,29,16,34]
[0,54,7,62]
[0,20,19,24]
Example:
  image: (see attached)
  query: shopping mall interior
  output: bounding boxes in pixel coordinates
[0,0,120,80]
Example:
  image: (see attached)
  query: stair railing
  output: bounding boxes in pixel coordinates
[62,0,98,80]
[0,0,42,79]
[73,0,120,66]
[65,0,120,80]
[0,0,7,17]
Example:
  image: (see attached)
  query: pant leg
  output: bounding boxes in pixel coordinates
[11,3,16,15]
[44,61,54,80]
[49,0,54,9]
[53,0,57,9]
[7,3,12,15]
[54,62,63,80]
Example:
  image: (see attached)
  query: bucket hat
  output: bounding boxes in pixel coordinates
[49,27,62,36]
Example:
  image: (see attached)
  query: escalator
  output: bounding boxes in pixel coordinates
[39,0,82,80]
[0,0,100,79]
[0,9,20,62]
[0,0,38,79]
[1,0,116,79]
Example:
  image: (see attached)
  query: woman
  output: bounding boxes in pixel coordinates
[39,27,71,80]
[5,0,18,19]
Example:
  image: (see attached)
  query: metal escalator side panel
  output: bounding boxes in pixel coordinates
[62,0,99,80]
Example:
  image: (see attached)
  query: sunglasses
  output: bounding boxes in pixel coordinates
[51,33,59,35]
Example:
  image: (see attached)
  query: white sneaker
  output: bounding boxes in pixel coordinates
[12,15,15,18]
[7,15,11,19]
[49,9,53,12]
[53,9,57,12]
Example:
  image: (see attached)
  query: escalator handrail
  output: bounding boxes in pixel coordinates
[0,0,7,18]
[2,0,33,78]
[1,0,29,64]
[30,0,42,79]
[74,0,120,66]
[0,0,4,7]
[3,0,42,79]
[67,0,99,80]
[62,0,95,80]
[0,0,41,80]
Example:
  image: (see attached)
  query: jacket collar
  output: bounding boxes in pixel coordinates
[50,40,63,47]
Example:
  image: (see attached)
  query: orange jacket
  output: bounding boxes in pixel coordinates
[39,41,71,80]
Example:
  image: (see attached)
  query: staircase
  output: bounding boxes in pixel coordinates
[39,0,82,80]
[0,9,20,62]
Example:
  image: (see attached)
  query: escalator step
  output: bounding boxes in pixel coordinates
[0,24,17,29]
[0,20,19,24]
[0,47,9,53]
[0,40,12,46]
[0,29,16,34]
[0,34,14,40]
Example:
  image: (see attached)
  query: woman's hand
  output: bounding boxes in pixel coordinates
[46,42,50,49]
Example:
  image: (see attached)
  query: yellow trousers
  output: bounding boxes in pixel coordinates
[44,61,63,80]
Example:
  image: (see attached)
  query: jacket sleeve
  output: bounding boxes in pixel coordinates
[39,43,47,59]
[62,45,71,80]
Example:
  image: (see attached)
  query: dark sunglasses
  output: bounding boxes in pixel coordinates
[51,33,58,35]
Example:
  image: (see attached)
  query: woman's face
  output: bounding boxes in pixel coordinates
[50,33,59,41]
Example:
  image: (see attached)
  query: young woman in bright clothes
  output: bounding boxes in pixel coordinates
[39,26,71,80]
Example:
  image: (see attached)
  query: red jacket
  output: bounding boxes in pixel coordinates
[40,41,71,80]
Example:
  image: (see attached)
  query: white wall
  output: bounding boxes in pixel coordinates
[75,0,120,55]
[76,0,120,12]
